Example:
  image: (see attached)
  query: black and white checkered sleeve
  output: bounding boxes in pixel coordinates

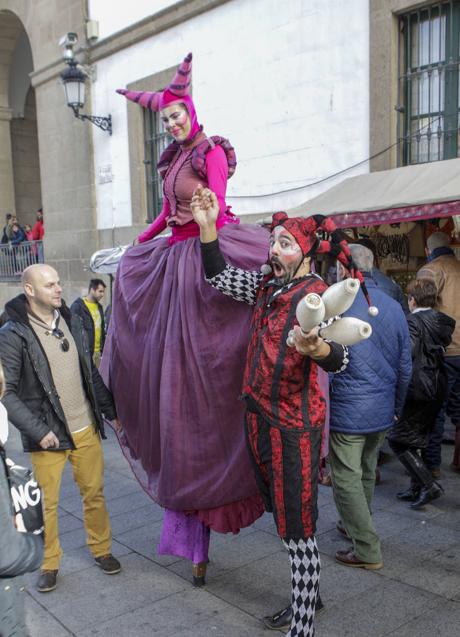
[200,238,263,305]
[206,265,263,305]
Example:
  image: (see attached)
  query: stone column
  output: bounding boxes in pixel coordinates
[0,106,16,215]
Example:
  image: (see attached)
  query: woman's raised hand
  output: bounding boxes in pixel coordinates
[191,185,220,228]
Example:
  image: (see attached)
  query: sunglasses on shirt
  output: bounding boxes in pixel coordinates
[51,328,70,352]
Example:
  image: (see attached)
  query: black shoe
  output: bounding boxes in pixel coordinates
[396,483,420,501]
[263,605,292,631]
[410,482,444,509]
[263,597,325,631]
[95,554,121,574]
[37,569,58,593]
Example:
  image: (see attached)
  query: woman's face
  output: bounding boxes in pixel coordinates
[161,104,192,142]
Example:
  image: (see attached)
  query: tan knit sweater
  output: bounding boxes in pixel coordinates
[29,312,95,433]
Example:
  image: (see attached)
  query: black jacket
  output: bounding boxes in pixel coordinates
[408,308,454,351]
[407,308,455,401]
[70,297,106,356]
[0,295,116,452]
[389,309,455,449]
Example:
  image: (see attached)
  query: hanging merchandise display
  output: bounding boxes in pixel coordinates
[373,233,410,265]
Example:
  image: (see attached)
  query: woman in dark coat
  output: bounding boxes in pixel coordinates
[388,279,455,509]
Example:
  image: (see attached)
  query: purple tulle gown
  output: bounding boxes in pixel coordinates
[102,222,269,562]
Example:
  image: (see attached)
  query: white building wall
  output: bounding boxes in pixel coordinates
[90,0,370,230]
[89,0,180,41]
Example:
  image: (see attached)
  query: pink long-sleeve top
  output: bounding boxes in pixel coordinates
[138,143,230,244]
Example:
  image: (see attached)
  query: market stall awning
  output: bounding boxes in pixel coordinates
[287,157,460,228]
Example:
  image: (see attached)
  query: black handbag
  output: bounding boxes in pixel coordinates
[0,447,44,535]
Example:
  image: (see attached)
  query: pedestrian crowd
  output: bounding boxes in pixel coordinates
[1,210,44,275]
[1,209,44,246]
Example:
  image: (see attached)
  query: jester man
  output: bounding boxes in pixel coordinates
[191,185,355,637]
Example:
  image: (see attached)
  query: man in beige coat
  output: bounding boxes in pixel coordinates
[417,232,460,473]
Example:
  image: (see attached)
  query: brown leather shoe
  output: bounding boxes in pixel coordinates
[335,550,383,570]
[37,569,58,593]
[95,554,121,574]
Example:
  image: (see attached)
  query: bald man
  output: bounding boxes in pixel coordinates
[0,264,122,593]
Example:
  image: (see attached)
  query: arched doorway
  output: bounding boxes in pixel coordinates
[0,9,41,229]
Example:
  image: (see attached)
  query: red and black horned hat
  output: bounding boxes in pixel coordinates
[269,211,378,316]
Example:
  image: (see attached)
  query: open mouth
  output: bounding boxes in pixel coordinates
[271,261,285,277]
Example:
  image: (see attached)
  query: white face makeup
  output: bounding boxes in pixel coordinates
[269,226,303,284]
[160,104,192,142]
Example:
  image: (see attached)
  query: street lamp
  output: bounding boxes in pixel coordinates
[59,33,112,135]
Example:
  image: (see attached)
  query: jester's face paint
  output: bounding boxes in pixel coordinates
[269,226,304,284]
[160,103,192,141]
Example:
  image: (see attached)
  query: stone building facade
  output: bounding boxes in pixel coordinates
[0,0,457,306]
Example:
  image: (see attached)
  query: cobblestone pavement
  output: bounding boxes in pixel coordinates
[6,425,459,637]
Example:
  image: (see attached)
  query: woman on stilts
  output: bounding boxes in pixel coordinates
[104,53,269,585]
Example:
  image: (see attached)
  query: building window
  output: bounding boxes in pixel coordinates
[398,1,460,165]
[143,109,170,221]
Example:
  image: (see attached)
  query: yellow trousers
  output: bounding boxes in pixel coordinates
[31,426,112,570]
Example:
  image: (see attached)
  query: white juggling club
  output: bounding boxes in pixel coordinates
[319,317,372,346]
[295,293,326,333]
[321,278,361,320]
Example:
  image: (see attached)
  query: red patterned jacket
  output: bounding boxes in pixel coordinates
[201,239,348,430]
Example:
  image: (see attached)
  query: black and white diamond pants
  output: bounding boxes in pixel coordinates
[284,536,321,637]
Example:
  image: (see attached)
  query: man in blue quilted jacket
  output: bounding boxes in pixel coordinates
[329,244,412,569]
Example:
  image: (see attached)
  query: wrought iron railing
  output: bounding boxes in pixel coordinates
[0,241,44,281]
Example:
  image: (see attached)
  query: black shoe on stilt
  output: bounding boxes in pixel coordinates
[192,561,207,587]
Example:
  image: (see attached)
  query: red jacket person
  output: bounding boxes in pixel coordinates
[191,186,356,637]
